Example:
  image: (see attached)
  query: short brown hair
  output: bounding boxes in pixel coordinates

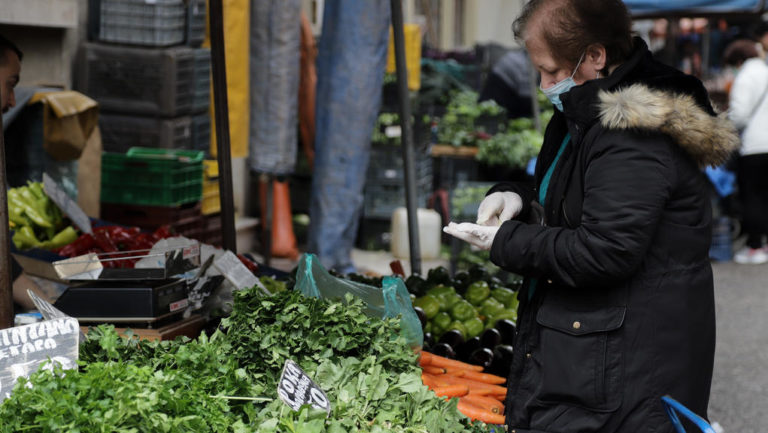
[723,39,759,66]
[513,0,633,71]
[0,34,23,65]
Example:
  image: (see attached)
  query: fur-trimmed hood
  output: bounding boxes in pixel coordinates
[597,83,739,168]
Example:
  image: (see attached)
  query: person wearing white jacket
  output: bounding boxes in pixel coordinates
[728,40,768,264]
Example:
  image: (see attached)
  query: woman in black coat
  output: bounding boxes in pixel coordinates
[443,0,739,432]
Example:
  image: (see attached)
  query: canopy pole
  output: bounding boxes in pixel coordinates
[390,0,421,275]
[0,92,15,329]
[209,0,237,252]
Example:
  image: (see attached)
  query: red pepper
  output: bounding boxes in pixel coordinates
[237,254,259,275]
[55,233,96,257]
[93,227,119,253]
[153,225,173,241]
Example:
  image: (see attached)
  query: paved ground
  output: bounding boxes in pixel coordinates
[708,260,768,433]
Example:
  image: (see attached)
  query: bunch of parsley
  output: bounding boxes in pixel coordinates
[0,285,494,433]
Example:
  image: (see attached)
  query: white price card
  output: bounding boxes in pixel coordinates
[213,251,267,293]
[277,359,331,416]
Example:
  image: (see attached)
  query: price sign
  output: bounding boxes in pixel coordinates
[27,289,86,343]
[277,359,331,416]
[213,250,267,294]
[43,173,92,234]
[0,317,80,401]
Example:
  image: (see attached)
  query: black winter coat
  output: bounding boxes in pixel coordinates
[489,38,739,433]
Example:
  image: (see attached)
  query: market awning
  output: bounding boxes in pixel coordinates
[624,0,766,16]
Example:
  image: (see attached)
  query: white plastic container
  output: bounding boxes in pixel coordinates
[390,207,442,260]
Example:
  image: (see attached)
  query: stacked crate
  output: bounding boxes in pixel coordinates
[78,0,211,154]
[79,0,218,244]
[99,148,206,239]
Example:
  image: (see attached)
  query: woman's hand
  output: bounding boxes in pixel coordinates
[476,192,523,226]
[443,222,500,251]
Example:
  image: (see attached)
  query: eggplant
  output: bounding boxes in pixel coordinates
[495,319,517,345]
[480,328,501,349]
[431,342,456,359]
[456,336,482,363]
[423,332,435,348]
[468,347,494,369]
[438,329,465,350]
[414,306,427,329]
[489,344,515,377]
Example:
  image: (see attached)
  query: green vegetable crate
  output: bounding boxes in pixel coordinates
[101,147,204,206]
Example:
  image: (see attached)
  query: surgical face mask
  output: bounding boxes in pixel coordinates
[540,52,585,112]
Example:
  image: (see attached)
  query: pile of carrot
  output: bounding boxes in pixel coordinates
[419,351,507,425]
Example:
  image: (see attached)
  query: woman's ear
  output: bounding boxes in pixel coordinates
[586,43,607,72]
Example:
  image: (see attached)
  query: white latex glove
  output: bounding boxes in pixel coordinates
[443,222,500,251]
[476,192,523,226]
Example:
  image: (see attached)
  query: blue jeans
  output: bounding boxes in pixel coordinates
[307,0,391,273]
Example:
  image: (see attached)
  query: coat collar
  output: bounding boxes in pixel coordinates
[558,37,738,168]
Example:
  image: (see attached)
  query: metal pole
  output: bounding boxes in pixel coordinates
[390,0,421,275]
[209,0,237,252]
[0,94,15,329]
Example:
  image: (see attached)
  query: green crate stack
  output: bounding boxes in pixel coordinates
[101,147,204,206]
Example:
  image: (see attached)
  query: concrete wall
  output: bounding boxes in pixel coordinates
[0,0,87,89]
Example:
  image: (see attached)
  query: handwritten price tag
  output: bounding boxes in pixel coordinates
[277,359,331,416]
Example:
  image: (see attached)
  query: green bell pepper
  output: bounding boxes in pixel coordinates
[491,287,518,308]
[413,295,441,319]
[465,280,491,306]
[427,284,456,299]
[448,320,468,338]
[463,317,485,339]
[432,312,452,334]
[486,309,518,328]
[439,292,463,312]
[450,300,476,322]
[479,297,505,319]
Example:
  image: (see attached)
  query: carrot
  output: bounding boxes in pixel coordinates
[432,384,469,398]
[438,374,508,395]
[421,373,440,389]
[443,368,506,385]
[422,365,446,375]
[460,394,505,414]
[423,352,485,371]
[491,393,506,401]
[424,373,451,387]
[419,351,433,367]
[457,399,507,425]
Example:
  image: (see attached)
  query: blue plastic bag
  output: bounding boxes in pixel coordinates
[295,253,424,348]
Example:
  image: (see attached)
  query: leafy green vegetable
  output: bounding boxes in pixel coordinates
[3,284,494,433]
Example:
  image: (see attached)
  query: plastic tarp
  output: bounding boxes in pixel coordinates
[624,0,764,15]
[249,0,301,175]
[203,0,250,159]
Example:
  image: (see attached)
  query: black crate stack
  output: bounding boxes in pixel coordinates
[78,0,219,243]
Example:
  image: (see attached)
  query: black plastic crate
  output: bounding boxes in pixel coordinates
[367,142,432,184]
[192,48,211,113]
[99,113,193,153]
[77,42,195,117]
[363,179,432,219]
[186,0,206,47]
[99,0,186,47]
[190,112,211,154]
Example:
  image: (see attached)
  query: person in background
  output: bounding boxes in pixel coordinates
[478,49,534,119]
[0,33,29,312]
[444,0,738,431]
[725,39,768,264]
[752,21,768,58]
[306,1,390,273]
[0,34,22,114]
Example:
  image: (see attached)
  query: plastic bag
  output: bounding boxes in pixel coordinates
[295,253,423,349]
